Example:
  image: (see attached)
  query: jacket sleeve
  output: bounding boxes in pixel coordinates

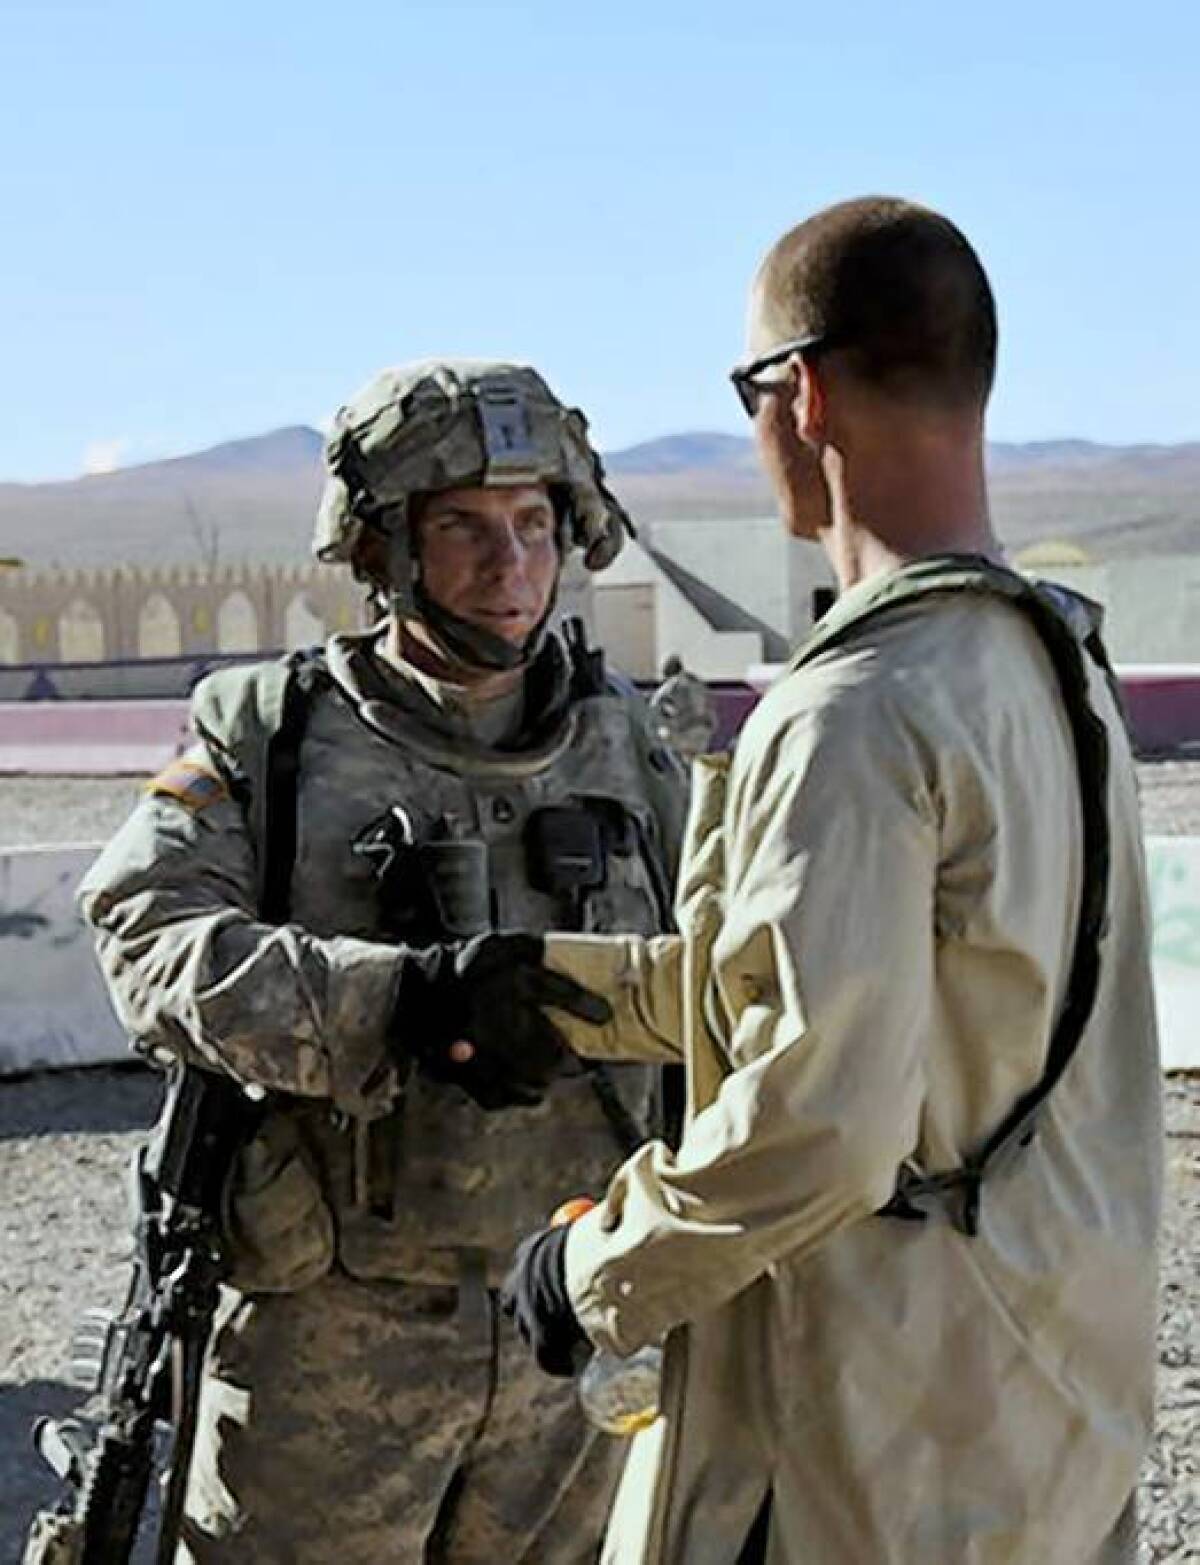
[564,678,939,1355]
[544,932,686,1063]
[78,744,405,1119]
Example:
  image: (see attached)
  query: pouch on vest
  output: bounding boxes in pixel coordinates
[354,806,492,943]
[222,1112,335,1294]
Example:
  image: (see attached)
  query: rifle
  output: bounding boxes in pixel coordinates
[23,1065,264,1565]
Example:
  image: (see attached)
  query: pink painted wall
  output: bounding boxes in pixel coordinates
[1,669,1198,777]
[1118,669,1200,754]
[0,700,189,774]
[726,667,1200,757]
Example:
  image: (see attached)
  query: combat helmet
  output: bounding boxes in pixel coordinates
[314,360,633,670]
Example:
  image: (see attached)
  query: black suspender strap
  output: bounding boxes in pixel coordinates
[790,557,1113,1238]
[257,650,327,925]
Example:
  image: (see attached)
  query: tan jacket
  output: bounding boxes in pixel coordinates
[544,582,1161,1564]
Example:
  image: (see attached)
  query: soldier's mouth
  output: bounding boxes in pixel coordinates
[474,608,535,624]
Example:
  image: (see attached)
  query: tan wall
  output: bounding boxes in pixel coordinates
[594,583,657,680]
[1030,555,1200,665]
[0,563,368,665]
[592,539,764,681]
[0,543,774,682]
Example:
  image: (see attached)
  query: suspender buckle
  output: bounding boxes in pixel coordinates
[879,1162,986,1238]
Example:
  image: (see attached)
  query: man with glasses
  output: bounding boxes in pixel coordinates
[497,199,1160,1562]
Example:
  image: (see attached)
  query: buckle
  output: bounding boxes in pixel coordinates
[880,1163,984,1238]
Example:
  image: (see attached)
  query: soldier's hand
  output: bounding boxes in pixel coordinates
[501,1222,586,1376]
[395,933,612,1111]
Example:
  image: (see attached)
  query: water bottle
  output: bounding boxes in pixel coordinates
[550,1197,663,1436]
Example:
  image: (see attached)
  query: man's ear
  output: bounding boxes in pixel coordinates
[353,524,389,585]
[790,357,826,448]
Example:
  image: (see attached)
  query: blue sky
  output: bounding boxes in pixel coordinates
[0,0,1196,480]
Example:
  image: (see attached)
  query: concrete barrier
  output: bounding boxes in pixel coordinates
[0,845,126,1073]
[0,700,189,774]
[2,838,1197,1076]
[1146,835,1200,1071]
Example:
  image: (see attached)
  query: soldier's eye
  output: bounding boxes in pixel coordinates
[518,512,555,537]
[435,513,481,537]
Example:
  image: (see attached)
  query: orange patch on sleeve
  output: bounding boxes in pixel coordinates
[146,759,230,812]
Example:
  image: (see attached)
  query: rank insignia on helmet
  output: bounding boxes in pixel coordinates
[477,381,540,480]
[146,758,230,812]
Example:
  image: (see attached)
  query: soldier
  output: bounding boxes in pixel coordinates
[78,362,687,1562]
[648,655,716,764]
[501,201,1161,1562]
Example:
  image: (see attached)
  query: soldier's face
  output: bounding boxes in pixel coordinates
[414,484,560,646]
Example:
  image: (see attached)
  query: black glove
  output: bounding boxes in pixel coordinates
[501,1223,587,1376]
[395,932,612,1111]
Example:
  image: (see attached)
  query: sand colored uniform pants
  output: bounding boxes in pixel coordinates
[180,1267,621,1563]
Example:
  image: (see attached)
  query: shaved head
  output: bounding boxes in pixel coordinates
[751,197,997,412]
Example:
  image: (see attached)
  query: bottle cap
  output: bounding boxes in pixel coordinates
[550,1196,597,1227]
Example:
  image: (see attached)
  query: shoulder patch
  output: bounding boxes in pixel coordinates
[146,758,230,812]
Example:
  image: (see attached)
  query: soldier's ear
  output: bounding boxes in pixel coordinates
[791,358,827,449]
[353,526,389,586]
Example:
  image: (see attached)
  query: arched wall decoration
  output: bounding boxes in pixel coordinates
[0,608,18,663]
[59,599,105,662]
[216,590,259,653]
[284,592,326,649]
[138,593,183,658]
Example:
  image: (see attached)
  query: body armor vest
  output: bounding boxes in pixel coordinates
[200,635,683,1287]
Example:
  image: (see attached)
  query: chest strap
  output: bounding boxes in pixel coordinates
[258,649,329,923]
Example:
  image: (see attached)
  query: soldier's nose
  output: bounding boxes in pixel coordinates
[483,524,524,571]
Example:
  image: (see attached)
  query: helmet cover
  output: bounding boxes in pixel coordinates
[314,361,632,591]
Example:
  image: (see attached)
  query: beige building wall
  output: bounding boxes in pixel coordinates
[646,518,834,645]
[0,546,761,682]
[138,593,183,657]
[593,539,762,680]
[0,607,17,662]
[1029,555,1200,665]
[0,562,368,665]
[8,550,1195,683]
[594,583,657,679]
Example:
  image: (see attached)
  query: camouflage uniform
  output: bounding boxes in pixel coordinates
[78,364,688,1563]
[649,666,716,764]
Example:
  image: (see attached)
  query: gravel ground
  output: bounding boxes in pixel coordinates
[1139,760,1200,838]
[1,1069,1195,1560]
[1,765,1197,1559]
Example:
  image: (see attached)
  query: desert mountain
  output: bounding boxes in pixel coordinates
[0,428,1196,569]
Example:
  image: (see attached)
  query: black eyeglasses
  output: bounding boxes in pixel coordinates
[729,333,836,418]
